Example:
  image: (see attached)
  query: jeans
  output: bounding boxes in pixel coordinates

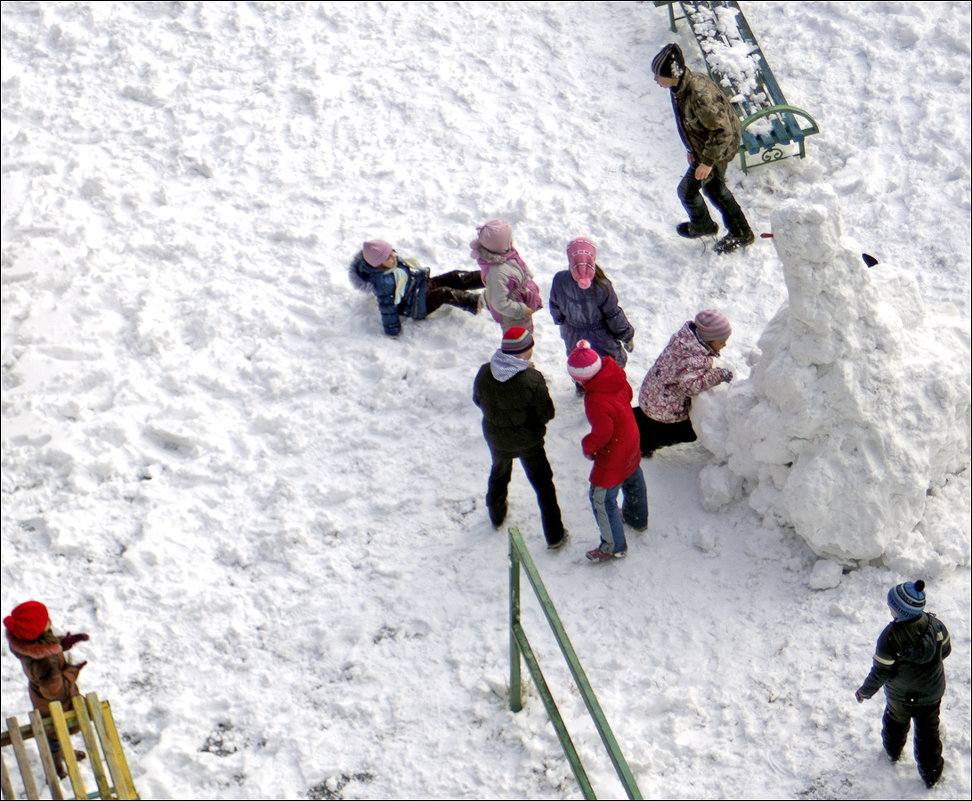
[487,444,564,545]
[589,466,648,554]
[677,163,750,236]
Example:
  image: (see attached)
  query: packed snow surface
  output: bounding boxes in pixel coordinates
[2,2,970,800]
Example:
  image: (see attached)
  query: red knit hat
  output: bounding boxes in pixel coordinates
[3,600,50,640]
[567,340,602,383]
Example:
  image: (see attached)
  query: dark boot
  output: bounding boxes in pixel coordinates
[428,270,484,291]
[426,288,481,315]
[676,221,719,238]
[453,290,481,314]
[714,227,755,254]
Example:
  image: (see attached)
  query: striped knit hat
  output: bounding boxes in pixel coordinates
[887,580,926,620]
[694,309,732,342]
[501,327,534,355]
[567,340,602,383]
[651,43,685,80]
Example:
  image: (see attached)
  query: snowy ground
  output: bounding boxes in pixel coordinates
[2,2,969,799]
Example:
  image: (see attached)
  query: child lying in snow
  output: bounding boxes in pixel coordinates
[350,239,484,336]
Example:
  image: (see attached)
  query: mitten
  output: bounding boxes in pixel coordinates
[854,689,865,704]
[61,632,90,650]
[622,338,634,353]
[719,368,733,384]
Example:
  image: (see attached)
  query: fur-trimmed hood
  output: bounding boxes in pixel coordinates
[349,250,378,292]
[5,629,63,659]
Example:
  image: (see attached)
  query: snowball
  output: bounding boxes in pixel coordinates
[808,559,843,590]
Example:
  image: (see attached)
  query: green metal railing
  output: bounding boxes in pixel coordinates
[508,527,642,800]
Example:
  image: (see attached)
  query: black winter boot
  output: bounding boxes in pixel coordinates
[676,221,719,238]
[428,270,484,291]
[714,228,755,254]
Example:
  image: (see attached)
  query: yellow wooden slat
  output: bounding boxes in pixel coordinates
[96,701,136,800]
[1,750,16,801]
[83,694,131,801]
[4,716,39,800]
[27,711,63,801]
[47,703,85,801]
[70,698,111,800]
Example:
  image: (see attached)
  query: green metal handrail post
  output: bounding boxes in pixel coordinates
[509,537,522,712]
[508,527,643,800]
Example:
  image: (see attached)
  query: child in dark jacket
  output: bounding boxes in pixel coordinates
[549,238,634,368]
[855,580,951,788]
[473,327,566,548]
[4,601,90,778]
[350,240,484,336]
[567,340,648,562]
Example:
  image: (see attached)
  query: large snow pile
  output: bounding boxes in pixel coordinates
[697,186,971,569]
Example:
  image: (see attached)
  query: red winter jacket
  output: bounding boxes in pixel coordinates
[580,357,642,488]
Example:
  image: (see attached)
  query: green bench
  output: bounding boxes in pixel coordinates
[653,1,820,173]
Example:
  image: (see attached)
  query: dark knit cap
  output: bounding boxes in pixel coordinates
[651,43,685,79]
[887,580,926,620]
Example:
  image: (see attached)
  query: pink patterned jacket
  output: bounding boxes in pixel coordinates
[638,321,725,423]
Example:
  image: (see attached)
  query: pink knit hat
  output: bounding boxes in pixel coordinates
[567,340,602,383]
[567,238,597,290]
[474,219,513,254]
[694,309,732,341]
[363,240,393,268]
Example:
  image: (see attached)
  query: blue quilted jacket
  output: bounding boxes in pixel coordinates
[350,252,429,336]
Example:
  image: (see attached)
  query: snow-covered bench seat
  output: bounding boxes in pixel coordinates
[654,0,820,173]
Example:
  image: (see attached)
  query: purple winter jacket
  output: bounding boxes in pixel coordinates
[638,321,726,423]
[549,271,634,368]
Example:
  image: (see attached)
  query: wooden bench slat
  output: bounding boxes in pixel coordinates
[28,711,63,801]
[101,704,137,800]
[1,751,17,801]
[47,703,85,801]
[71,698,112,800]
[4,717,40,800]
[85,694,138,801]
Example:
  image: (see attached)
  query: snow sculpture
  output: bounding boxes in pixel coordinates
[695,186,971,566]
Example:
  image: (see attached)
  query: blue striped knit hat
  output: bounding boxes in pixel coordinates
[887,580,925,620]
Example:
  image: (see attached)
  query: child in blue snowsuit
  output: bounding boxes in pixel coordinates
[855,580,951,788]
[350,240,484,336]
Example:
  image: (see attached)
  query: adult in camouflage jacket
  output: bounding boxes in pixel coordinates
[652,43,754,254]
